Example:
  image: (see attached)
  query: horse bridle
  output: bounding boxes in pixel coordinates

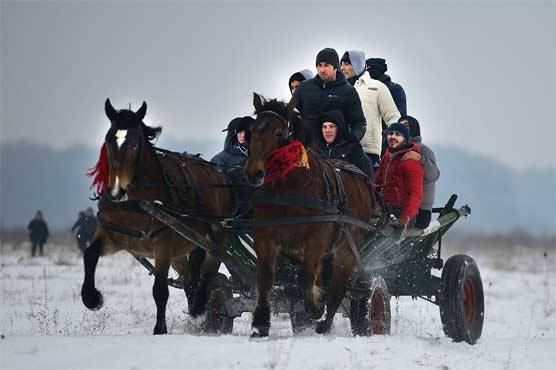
[257,110,291,145]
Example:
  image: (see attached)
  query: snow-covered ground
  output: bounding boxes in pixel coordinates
[1,239,555,370]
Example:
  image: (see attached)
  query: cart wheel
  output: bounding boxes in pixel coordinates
[349,275,391,336]
[439,254,484,344]
[203,273,234,334]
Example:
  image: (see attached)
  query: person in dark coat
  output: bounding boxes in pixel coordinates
[71,211,86,252]
[28,210,49,257]
[316,110,372,178]
[288,69,314,96]
[293,47,366,146]
[366,58,407,116]
[211,116,255,215]
[399,116,439,229]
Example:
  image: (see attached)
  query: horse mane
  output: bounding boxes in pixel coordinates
[254,98,289,118]
[254,98,306,143]
[114,109,162,144]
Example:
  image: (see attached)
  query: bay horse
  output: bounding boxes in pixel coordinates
[244,93,375,336]
[81,99,234,334]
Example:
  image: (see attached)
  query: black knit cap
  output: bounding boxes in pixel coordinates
[366,58,387,78]
[340,51,351,65]
[316,48,339,69]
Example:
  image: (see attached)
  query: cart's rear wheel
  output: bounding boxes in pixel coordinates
[439,254,484,344]
[349,275,391,336]
[203,273,234,334]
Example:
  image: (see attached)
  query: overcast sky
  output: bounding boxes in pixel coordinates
[2,0,555,170]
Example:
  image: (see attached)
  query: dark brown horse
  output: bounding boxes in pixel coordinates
[244,93,375,336]
[81,99,234,334]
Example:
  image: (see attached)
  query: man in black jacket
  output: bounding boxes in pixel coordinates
[366,58,407,116]
[316,110,372,178]
[293,48,366,146]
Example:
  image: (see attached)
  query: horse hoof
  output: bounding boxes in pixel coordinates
[251,327,269,338]
[81,288,104,311]
[305,301,325,320]
[153,324,167,335]
[315,320,330,335]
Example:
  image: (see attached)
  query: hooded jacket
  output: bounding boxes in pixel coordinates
[288,69,315,89]
[211,117,252,185]
[374,142,424,222]
[293,71,366,145]
[355,73,400,155]
[316,110,372,177]
[410,136,439,211]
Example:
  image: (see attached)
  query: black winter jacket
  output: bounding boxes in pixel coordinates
[316,110,372,178]
[377,74,407,116]
[28,219,49,243]
[293,71,366,145]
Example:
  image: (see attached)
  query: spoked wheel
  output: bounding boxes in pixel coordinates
[349,275,391,336]
[203,273,234,334]
[439,254,484,344]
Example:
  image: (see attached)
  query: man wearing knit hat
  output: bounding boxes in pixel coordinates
[292,47,366,146]
[373,122,424,226]
[366,57,407,116]
[399,115,439,228]
[341,50,400,170]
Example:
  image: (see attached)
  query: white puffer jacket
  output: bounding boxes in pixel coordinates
[355,74,400,155]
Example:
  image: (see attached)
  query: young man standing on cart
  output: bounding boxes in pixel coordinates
[373,123,424,227]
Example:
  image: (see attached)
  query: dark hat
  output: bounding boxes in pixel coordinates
[316,48,339,70]
[386,122,410,142]
[320,110,346,142]
[398,115,421,138]
[366,58,387,78]
[340,51,351,65]
[223,116,254,133]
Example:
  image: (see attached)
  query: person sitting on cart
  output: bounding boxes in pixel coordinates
[373,123,424,227]
[399,115,439,229]
[316,110,372,178]
[211,116,255,216]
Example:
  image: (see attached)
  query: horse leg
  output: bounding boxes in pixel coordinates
[152,254,170,335]
[251,244,276,337]
[183,247,206,317]
[81,238,104,310]
[299,251,325,320]
[315,250,353,334]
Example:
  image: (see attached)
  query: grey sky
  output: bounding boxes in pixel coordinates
[2,0,555,170]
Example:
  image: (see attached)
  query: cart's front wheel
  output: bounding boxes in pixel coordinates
[203,273,234,334]
[439,254,484,344]
[349,275,391,336]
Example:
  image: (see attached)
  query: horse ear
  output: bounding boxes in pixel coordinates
[286,96,297,121]
[136,101,147,120]
[105,98,117,122]
[253,93,266,113]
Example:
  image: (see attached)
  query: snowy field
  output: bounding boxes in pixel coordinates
[1,238,555,370]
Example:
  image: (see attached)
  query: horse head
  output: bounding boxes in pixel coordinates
[244,93,297,187]
[101,98,161,200]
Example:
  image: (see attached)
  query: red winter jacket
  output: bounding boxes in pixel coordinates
[373,142,424,223]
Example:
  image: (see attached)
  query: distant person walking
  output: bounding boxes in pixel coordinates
[28,210,49,257]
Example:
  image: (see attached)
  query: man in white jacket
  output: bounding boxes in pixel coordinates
[341,50,400,169]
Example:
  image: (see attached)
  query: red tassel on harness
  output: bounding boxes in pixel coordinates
[87,143,109,195]
[264,140,307,187]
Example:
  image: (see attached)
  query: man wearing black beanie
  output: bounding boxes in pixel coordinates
[292,47,366,146]
[366,57,407,116]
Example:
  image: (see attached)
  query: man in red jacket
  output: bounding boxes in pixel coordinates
[374,123,424,226]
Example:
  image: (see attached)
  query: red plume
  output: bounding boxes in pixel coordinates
[87,143,109,194]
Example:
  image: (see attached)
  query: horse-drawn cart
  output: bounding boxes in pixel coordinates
[138,193,484,344]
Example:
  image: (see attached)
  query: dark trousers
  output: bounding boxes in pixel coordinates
[31,240,44,257]
[366,153,380,170]
[415,209,432,229]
